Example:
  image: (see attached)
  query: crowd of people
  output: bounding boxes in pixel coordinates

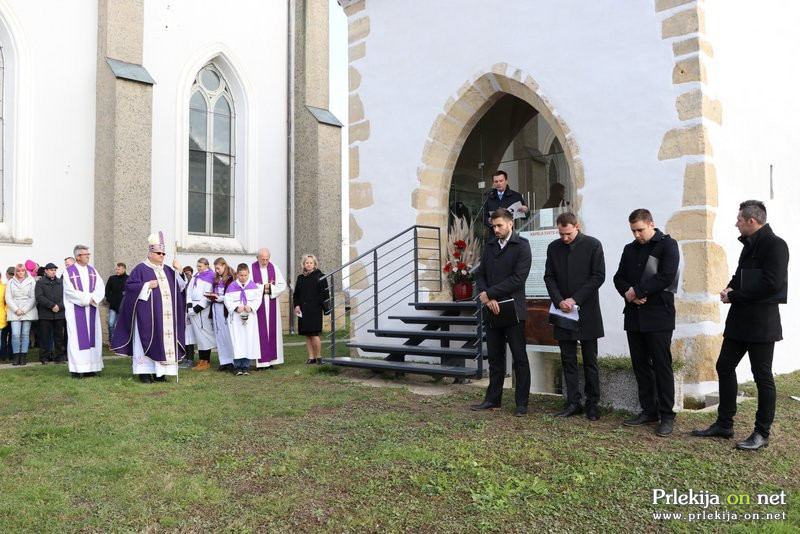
[1,232,332,383]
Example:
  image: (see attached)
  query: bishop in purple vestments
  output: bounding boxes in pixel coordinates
[111,231,187,383]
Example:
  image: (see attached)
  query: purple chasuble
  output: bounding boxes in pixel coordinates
[66,264,98,350]
[110,262,186,361]
[252,261,278,362]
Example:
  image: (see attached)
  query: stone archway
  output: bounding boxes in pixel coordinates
[412,63,584,233]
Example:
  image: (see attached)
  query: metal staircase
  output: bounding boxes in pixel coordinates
[320,226,484,379]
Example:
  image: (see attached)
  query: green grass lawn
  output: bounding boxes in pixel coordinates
[1,347,798,533]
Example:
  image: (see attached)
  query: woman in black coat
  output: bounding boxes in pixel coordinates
[293,254,329,364]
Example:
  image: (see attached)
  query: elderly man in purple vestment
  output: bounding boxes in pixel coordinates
[63,244,106,378]
[252,247,286,370]
[111,231,187,384]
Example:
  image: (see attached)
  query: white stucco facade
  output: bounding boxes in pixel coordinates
[345,0,799,385]
[0,0,291,277]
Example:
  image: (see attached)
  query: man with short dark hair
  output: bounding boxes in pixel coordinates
[484,170,528,227]
[544,212,605,420]
[613,209,679,437]
[692,200,789,450]
[471,208,533,416]
[35,263,66,364]
[105,262,128,346]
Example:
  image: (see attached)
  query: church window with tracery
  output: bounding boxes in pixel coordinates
[188,64,235,236]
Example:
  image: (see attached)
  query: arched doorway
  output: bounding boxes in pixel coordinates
[414,66,583,391]
[448,93,572,238]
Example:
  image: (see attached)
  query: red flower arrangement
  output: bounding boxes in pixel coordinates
[443,240,474,285]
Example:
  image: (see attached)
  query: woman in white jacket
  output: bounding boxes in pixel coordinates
[5,264,38,366]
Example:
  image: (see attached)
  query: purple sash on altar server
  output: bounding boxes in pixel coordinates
[252,261,278,362]
[66,264,98,350]
[227,280,260,305]
[193,269,216,289]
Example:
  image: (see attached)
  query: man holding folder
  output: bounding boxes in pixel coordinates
[471,208,532,417]
[544,212,606,420]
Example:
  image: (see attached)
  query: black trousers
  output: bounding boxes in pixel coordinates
[0,325,11,357]
[559,339,599,406]
[484,321,530,407]
[627,330,675,419]
[715,338,775,438]
[38,319,66,361]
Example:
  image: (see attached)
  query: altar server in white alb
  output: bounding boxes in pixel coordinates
[224,263,264,376]
[252,248,286,369]
[63,244,106,378]
[185,257,216,370]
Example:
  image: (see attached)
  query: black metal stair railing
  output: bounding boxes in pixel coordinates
[321,225,444,358]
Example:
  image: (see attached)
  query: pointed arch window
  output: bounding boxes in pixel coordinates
[0,45,5,221]
[188,64,234,236]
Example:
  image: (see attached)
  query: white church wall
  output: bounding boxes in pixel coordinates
[350,1,687,357]
[143,0,290,275]
[707,0,800,375]
[0,0,98,272]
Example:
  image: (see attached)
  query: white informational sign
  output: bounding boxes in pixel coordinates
[519,228,560,298]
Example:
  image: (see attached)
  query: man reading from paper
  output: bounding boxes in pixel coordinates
[63,244,106,378]
[111,231,187,383]
[544,212,606,420]
[251,247,287,369]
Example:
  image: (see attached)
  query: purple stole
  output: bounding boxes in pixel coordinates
[252,261,278,363]
[66,264,98,350]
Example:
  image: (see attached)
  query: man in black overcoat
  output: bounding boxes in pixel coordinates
[484,170,528,228]
[471,208,533,416]
[544,212,605,420]
[613,208,679,437]
[692,200,789,451]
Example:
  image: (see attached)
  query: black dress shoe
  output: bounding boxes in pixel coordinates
[656,419,674,437]
[139,374,153,384]
[153,375,166,382]
[554,403,583,418]
[691,422,734,439]
[622,412,659,426]
[586,405,600,421]
[736,432,769,451]
[470,401,501,411]
[513,406,528,417]
[71,372,82,379]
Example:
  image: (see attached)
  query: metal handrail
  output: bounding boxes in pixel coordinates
[323,225,444,359]
[321,224,484,378]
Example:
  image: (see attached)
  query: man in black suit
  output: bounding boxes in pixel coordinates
[692,200,789,451]
[544,212,605,420]
[471,208,533,416]
[613,208,679,437]
[484,170,528,228]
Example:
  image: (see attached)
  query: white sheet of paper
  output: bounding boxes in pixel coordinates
[539,208,555,227]
[549,303,579,321]
[507,201,526,220]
